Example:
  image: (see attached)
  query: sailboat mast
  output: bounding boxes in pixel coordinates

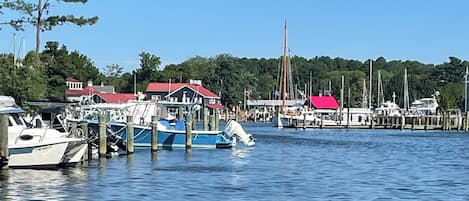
[403,68,409,112]
[377,70,382,106]
[369,60,373,109]
[282,21,287,113]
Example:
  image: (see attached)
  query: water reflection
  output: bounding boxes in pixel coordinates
[151,151,158,161]
[1,168,88,200]
[126,154,134,167]
[185,149,192,161]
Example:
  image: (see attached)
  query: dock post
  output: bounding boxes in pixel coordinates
[442,112,447,130]
[411,117,415,130]
[215,109,220,131]
[424,117,429,130]
[151,115,158,152]
[400,115,405,130]
[98,113,107,157]
[466,112,469,132]
[303,113,306,130]
[126,116,134,154]
[320,115,324,129]
[185,113,192,149]
[203,106,209,130]
[446,113,450,130]
[0,114,8,169]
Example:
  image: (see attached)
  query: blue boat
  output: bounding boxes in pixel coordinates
[88,119,233,149]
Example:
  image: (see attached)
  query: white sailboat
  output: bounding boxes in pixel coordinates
[272,21,308,128]
[374,71,402,117]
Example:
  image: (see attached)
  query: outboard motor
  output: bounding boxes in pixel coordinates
[224,120,255,146]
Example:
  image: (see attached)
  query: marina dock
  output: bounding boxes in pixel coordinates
[289,112,469,131]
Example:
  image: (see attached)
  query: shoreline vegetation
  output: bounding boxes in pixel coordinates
[0,43,466,111]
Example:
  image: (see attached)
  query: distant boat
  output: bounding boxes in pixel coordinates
[409,96,439,116]
[272,21,305,128]
[375,100,401,117]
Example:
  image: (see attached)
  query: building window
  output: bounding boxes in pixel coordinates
[151,95,161,101]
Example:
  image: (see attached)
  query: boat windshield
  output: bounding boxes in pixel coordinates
[9,113,25,126]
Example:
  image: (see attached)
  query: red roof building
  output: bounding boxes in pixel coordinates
[93,93,137,104]
[309,96,340,109]
[145,81,223,108]
[65,78,128,103]
[146,83,219,98]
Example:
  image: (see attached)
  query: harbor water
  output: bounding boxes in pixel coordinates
[1,122,469,200]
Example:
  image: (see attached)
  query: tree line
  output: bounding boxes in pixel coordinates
[0,43,467,111]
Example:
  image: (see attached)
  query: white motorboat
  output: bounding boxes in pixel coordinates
[375,101,402,117]
[1,96,88,168]
[409,97,439,116]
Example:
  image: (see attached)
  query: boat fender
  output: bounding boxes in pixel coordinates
[19,134,34,141]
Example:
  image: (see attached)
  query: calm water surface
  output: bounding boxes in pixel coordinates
[1,123,469,200]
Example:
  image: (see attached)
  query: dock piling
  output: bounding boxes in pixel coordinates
[215,109,220,131]
[466,112,469,132]
[151,115,158,152]
[0,114,8,169]
[126,116,134,154]
[98,113,107,157]
[185,113,192,149]
[303,113,306,130]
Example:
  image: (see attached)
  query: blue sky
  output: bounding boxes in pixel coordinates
[1,0,469,72]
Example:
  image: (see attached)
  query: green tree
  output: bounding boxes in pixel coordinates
[1,0,98,52]
[103,64,123,78]
[134,51,161,92]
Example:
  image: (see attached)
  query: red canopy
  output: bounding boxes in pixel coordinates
[309,96,339,109]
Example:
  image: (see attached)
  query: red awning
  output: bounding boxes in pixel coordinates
[309,96,339,109]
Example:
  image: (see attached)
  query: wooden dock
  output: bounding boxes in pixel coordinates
[291,112,469,131]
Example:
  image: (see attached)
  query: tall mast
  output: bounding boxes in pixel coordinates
[369,60,373,109]
[362,78,367,108]
[464,66,469,112]
[377,70,383,106]
[282,20,287,113]
[403,68,409,112]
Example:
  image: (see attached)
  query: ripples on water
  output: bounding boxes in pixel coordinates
[1,122,469,200]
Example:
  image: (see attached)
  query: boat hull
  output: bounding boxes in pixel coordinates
[89,122,232,149]
[8,139,87,168]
